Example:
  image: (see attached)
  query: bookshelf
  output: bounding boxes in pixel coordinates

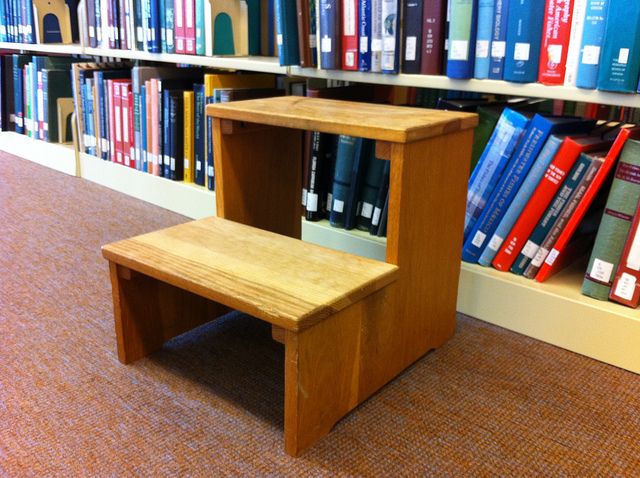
[1,42,639,374]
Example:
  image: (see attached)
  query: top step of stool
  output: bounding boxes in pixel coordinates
[102,217,398,332]
[206,96,478,143]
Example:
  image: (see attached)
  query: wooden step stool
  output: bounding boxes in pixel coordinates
[102,97,477,456]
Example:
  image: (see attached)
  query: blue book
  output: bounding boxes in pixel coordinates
[596,0,640,93]
[463,115,596,263]
[329,135,358,228]
[24,0,34,43]
[268,0,275,55]
[464,108,530,239]
[319,0,341,69]
[576,0,610,89]
[401,0,423,74]
[477,134,564,266]
[147,0,161,52]
[205,92,214,190]
[12,54,28,134]
[133,0,145,50]
[447,0,479,79]
[193,83,205,186]
[94,71,108,159]
[140,85,147,172]
[474,0,495,79]
[488,0,510,79]
[84,79,95,156]
[162,89,172,178]
[274,0,300,65]
[511,152,593,275]
[503,0,545,83]
[359,0,372,71]
[309,0,318,66]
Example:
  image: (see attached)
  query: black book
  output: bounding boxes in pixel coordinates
[376,190,390,238]
[305,131,335,221]
[355,154,386,231]
[402,0,424,73]
[344,138,374,230]
[162,90,185,181]
[369,160,390,236]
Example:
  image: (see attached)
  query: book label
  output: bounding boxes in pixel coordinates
[545,248,560,266]
[450,40,469,60]
[627,231,640,270]
[618,48,629,65]
[344,1,356,35]
[531,247,549,267]
[492,41,506,58]
[321,36,332,52]
[333,199,345,213]
[614,272,636,301]
[581,45,600,65]
[488,234,504,251]
[346,52,356,66]
[514,42,530,61]
[521,240,539,259]
[471,230,487,248]
[361,202,374,218]
[372,207,382,226]
[548,45,562,65]
[590,258,614,283]
[476,40,489,58]
[360,36,368,53]
[307,193,319,212]
[405,37,417,61]
[277,34,283,46]
[372,39,382,51]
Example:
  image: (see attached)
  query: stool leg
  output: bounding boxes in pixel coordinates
[108,263,228,363]
[283,302,363,457]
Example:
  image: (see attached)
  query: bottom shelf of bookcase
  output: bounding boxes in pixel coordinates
[458,261,640,373]
[4,132,639,374]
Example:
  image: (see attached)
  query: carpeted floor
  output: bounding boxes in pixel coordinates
[1,152,640,477]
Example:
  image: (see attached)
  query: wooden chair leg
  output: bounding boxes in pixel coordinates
[108,262,229,363]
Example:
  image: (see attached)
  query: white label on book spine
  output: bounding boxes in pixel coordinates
[307,193,319,212]
[137,27,143,42]
[170,157,176,170]
[102,139,108,152]
[627,230,640,271]
[321,36,332,53]
[115,107,121,142]
[164,155,170,166]
[333,199,345,213]
[344,1,356,36]
[405,36,417,61]
[521,240,539,259]
[581,45,600,65]
[309,34,317,49]
[514,42,530,61]
[360,36,368,53]
[618,48,629,65]
[167,30,174,47]
[590,258,614,283]
[301,189,307,206]
[371,207,382,226]
[207,165,214,177]
[184,159,190,170]
[476,40,489,59]
[196,161,202,171]
[531,247,549,268]
[488,234,504,252]
[186,1,194,28]
[544,248,560,267]
[548,45,562,65]
[450,40,469,61]
[471,231,487,248]
[361,202,374,219]
[123,109,129,142]
[371,39,382,52]
[614,273,636,301]
[346,51,355,67]
[491,41,506,59]
[277,34,283,46]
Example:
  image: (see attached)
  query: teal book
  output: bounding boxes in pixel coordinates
[42,70,72,143]
[195,0,205,54]
[356,155,386,231]
[344,138,375,230]
[329,135,358,228]
[274,0,300,65]
[247,0,262,55]
[582,139,640,300]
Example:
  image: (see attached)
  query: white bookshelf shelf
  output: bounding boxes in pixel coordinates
[0,131,77,175]
[290,66,640,108]
[0,42,84,55]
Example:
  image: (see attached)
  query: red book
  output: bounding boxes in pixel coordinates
[113,81,123,165]
[536,127,640,282]
[492,135,613,272]
[122,82,132,168]
[175,0,186,54]
[184,0,196,54]
[128,88,135,167]
[341,0,358,70]
[538,0,575,85]
[610,200,640,308]
[106,79,116,163]
[420,0,447,75]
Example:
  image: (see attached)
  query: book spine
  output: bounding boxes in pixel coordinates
[175,0,185,53]
[140,85,147,171]
[165,0,175,53]
[106,79,115,162]
[342,0,359,70]
[358,0,371,71]
[126,83,135,168]
[37,69,44,140]
[381,0,399,73]
[113,82,123,165]
[170,93,184,180]
[370,0,382,71]
[575,0,608,89]
[447,0,479,79]
[538,0,575,85]
[488,0,509,79]
[305,131,324,221]
[356,155,385,230]
[205,79,214,189]
[609,200,640,308]
[183,90,194,182]
[514,152,589,274]
[41,70,48,142]
[503,0,546,82]
[319,0,341,69]
[478,134,564,267]
[195,0,205,54]
[464,108,529,239]
[275,0,301,65]
[162,89,171,177]
[596,0,640,92]
[157,80,164,176]
[12,58,23,134]
[184,0,195,53]
[421,0,446,75]
[193,83,205,186]
[563,0,587,86]
[474,0,495,79]
[329,134,358,228]
[524,154,601,278]
[133,0,144,49]
[344,138,371,229]
[309,0,318,66]
[147,0,160,52]
[145,80,153,172]
[582,140,640,300]
[369,160,390,235]
[401,0,423,74]
[150,79,160,174]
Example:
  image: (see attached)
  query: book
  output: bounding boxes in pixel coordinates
[401,0,423,74]
[193,83,205,185]
[582,139,640,300]
[470,105,503,169]
[329,134,358,228]
[195,0,205,54]
[491,135,613,272]
[319,0,341,69]
[478,133,565,266]
[474,0,495,79]
[369,159,390,235]
[609,200,640,308]
[305,131,335,221]
[183,90,193,178]
[523,151,604,278]
[420,0,447,74]
[463,115,595,263]
[503,0,546,83]
[358,0,372,71]
[296,0,314,66]
[575,0,608,89]
[596,0,640,93]
[355,154,386,230]
[464,108,530,240]
[342,0,358,70]
[370,0,383,71]
[563,0,587,87]
[381,0,400,73]
[538,0,576,85]
[168,90,184,180]
[344,138,374,229]
[488,0,510,79]
[275,0,300,65]
[447,0,479,79]
[42,69,72,143]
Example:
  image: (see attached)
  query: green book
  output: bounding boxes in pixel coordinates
[582,140,640,300]
[43,70,72,143]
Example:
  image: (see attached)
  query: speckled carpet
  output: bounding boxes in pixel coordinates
[1,152,640,477]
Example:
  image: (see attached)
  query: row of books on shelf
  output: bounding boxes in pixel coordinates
[462,103,640,309]
[276,0,640,94]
